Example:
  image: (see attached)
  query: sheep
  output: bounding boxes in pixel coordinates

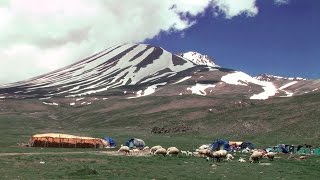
[299,156,307,160]
[167,147,180,156]
[154,147,167,156]
[187,151,193,156]
[199,144,210,150]
[131,148,140,155]
[226,153,234,161]
[192,151,199,157]
[238,157,246,163]
[265,152,276,161]
[181,150,188,156]
[249,151,263,163]
[118,145,130,155]
[150,145,162,154]
[143,146,150,151]
[197,149,209,157]
[212,150,227,162]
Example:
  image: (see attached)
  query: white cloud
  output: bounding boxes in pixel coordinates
[274,0,290,6]
[212,0,258,19]
[0,0,280,84]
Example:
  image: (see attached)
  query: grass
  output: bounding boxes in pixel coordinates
[0,93,320,179]
[0,153,319,179]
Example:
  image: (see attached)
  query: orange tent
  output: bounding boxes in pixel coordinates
[29,133,108,148]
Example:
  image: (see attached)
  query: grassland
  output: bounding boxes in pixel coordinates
[0,93,319,179]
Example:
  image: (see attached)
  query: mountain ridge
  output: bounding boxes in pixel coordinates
[0,43,319,104]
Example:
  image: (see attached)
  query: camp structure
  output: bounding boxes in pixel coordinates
[29,133,109,148]
[125,138,145,149]
[240,141,254,149]
[209,139,230,151]
[103,137,116,148]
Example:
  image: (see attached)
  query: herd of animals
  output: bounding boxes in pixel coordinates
[117,144,287,163]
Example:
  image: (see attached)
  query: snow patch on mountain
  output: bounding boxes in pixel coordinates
[279,81,298,90]
[278,81,298,97]
[221,71,278,100]
[173,76,192,84]
[187,84,216,96]
[255,74,307,81]
[179,51,219,67]
[128,82,167,99]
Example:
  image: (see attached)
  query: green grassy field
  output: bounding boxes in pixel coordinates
[0,93,319,179]
[1,152,319,179]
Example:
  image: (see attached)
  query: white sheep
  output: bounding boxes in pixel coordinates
[199,144,210,150]
[226,153,234,161]
[238,157,246,163]
[154,147,167,156]
[118,145,130,155]
[197,149,209,157]
[212,150,227,162]
[181,150,188,156]
[150,145,162,154]
[192,151,199,157]
[131,148,140,155]
[187,151,193,156]
[265,152,276,161]
[249,151,263,163]
[167,147,180,156]
[143,146,150,151]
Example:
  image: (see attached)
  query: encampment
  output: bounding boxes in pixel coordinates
[125,138,145,149]
[240,141,254,149]
[103,137,116,147]
[209,139,230,151]
[29,133,108,148]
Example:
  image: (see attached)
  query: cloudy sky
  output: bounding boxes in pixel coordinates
[0,0,319,84]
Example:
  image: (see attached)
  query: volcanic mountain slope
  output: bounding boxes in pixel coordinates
[0,44,319,104]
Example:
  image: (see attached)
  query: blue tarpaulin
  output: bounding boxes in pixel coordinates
[103,137,116,147]
[210,139,230,151]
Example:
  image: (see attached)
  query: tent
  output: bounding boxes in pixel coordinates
[209,139,230,151]
[103,137,116,147]
[240,141,254,149]
[29,133,108,148]
[277,144,289,153]
[125,138,145,149]
[313,148,320,156]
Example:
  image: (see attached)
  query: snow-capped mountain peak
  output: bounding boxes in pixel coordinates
[255,74,307,82]
[178,51,219,67]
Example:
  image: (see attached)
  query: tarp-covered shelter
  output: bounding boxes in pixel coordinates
[209,139,230,151]
[29,133,108,148]
[278,144,289,153]
[103,137,116,147]
[240,141,254,149]
[125,138,145,149]
[314,148,320,156]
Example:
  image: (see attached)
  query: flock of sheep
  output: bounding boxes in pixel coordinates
[117,144,277,163]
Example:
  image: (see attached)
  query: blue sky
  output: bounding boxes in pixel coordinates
[145,0,320,79]
[0,0,319,83]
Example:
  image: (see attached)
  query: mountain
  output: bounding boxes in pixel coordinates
[178,51,219,67]
[0,44,319,106]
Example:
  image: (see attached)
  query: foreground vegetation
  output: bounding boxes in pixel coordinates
[1,152,319,179]
[0,93,319,179]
